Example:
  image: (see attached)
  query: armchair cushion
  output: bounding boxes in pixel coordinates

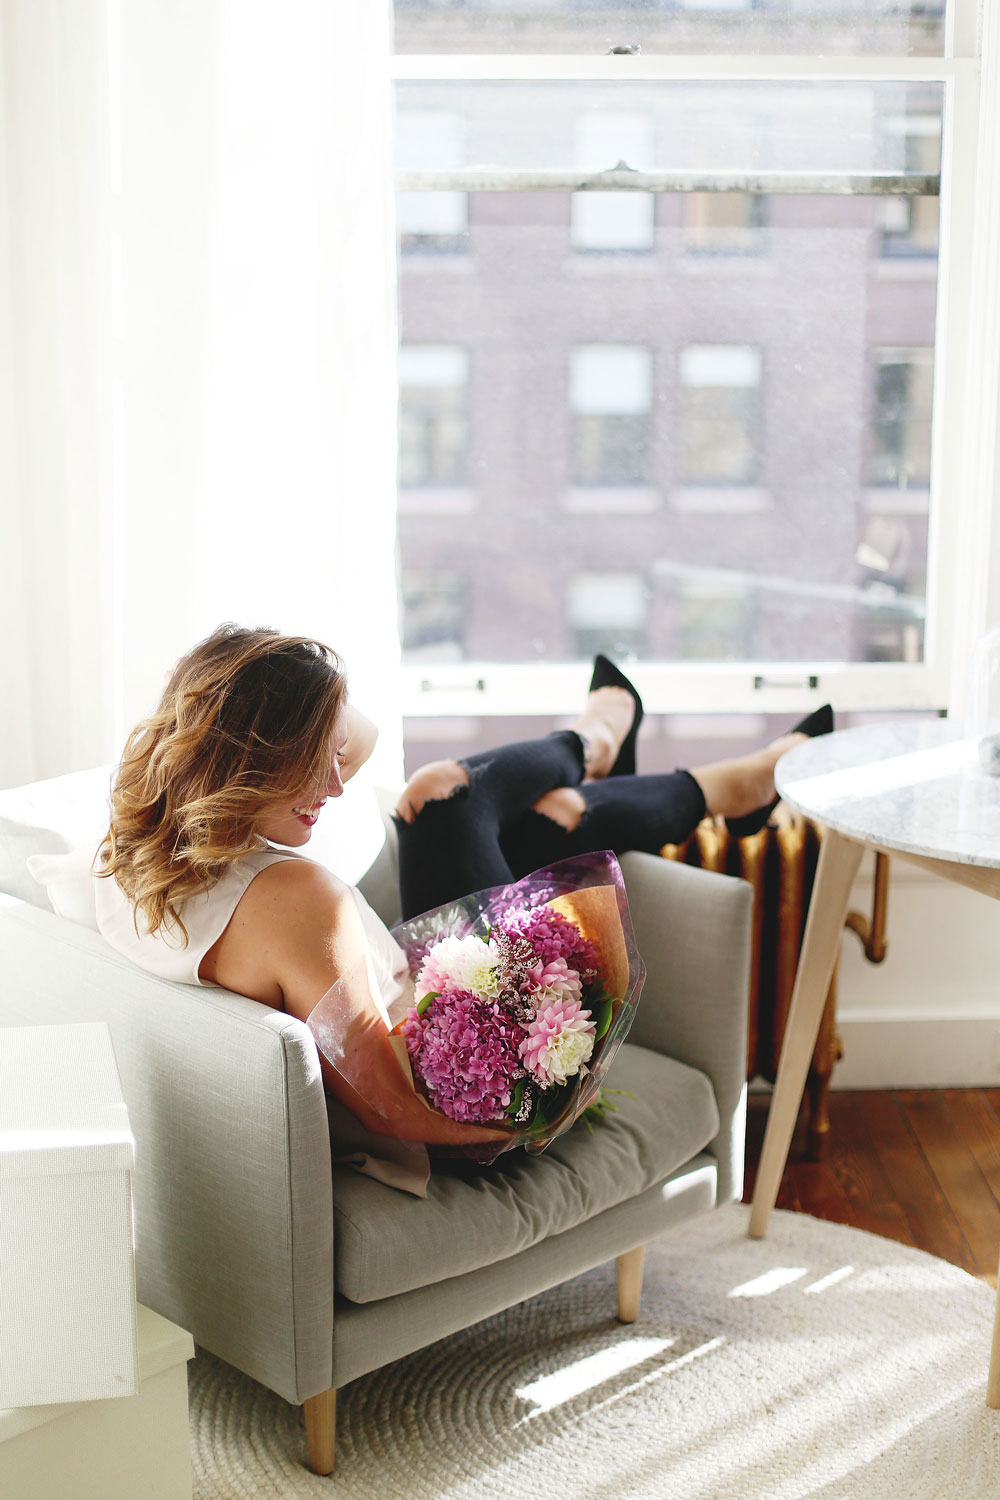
[0,767,112,909]
[332,1040,718,1303]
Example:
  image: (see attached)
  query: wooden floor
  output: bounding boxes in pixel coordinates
[743,1089,1000,1287]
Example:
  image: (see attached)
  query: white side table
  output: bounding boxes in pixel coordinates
[0,1304,195,1500]
[0,1023,197,1495]
[746,721,1000,1401]
[0,1023,138,1406]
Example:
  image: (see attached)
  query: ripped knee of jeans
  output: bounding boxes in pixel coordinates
[395,760,470,825]
[531,786,586,834]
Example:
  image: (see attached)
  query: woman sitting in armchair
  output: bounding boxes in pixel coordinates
[94,623,830,1126]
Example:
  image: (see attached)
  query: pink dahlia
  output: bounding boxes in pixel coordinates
[401,991,525,1124]
[415,934,501,1001]
[525,955,582,1008]
[498,905,599,982]
[519,999,596,1087]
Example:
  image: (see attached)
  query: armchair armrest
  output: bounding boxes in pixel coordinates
[618,851,752,1204]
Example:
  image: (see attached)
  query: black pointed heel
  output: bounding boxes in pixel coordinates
[724,703,834,839]
[588,654,644,777]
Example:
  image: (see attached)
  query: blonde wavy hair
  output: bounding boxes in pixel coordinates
[97,624,348,941]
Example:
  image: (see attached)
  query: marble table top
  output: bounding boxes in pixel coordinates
[774,719,1000,870]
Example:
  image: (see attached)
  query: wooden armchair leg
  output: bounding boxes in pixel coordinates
[616,1244,646,1323]
[303,1388,337,1475]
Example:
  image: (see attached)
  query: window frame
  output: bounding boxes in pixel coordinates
[390,7,991,721]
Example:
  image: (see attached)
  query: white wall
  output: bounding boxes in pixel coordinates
[834,855,1000,1088]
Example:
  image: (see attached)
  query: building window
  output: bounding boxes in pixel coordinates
[570,114,655,253]
[683,192,765,255]
[401,570,466,663]
[398,345,469,487]
[570,345,652,485]
[566,571,649,659]
[878,113,940,259]
[867,348,933,489]
[677,578,753,662]
[679,344,762,485]
[396,112,468,253]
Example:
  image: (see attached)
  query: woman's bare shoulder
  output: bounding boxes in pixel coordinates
[246,855,351,904]
[199,857,356,1005]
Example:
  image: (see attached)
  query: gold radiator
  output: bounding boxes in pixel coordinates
[661,810,889,1160]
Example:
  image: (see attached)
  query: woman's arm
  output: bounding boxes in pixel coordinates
[200,859,507,1145]
[338,704,378,783]
[200,859,363,1015]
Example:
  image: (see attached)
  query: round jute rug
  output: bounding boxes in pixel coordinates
[189,1206,1000,1499]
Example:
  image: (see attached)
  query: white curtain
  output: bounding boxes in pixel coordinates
[0,0,402,800]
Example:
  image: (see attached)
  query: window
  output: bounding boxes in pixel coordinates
[877,113,940,259]
[853,516,925,664]
[401,570,467,662]
[570,345,652,486]
[566,571,649,659]
[398,345,469,488]
[390,0,986,720]
[683,192,765,255]
[396,112,468,253]
[679,344,761,485]
[677,578,754,662]
[570,114,655,253]
[867,348,934,491]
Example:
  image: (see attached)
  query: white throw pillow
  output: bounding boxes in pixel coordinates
[26,847,102,930]
[0,767,113,910]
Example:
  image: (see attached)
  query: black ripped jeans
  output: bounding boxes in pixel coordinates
[395,730,707,921]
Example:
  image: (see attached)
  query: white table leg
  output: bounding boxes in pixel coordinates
[749,828,864,1239]
[988,1246,1000,1408]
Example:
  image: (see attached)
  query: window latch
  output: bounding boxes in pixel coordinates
[753,674,820,691]
[420,677,486,694]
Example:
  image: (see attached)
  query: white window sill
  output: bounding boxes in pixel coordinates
[869,257,939,281]
[562,486,662,514]
[398,488,478,515]
[677,257,773,279]
[863,486,930,514]
[670,486,773,513]
[563,255,658,275]
[399,254,476,275]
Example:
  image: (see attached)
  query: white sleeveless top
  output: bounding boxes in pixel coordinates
[93,850,428,1195]
[94,846,409,1010]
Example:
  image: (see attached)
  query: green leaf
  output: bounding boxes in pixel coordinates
[592,999,615,1041]
[580,1085,632,1127]
[416,992,438,1016]
[523,1081,568,1134]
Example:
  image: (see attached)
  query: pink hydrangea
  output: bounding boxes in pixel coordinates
[498,905,599,981]
[401,991,525,1124]
[519,999,596,1087]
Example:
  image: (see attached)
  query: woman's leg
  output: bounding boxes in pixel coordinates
[394,686,636,918]
[498,732,809,876]
[498,770,708,875]
[396,682,805,916]
[395,730,584,918]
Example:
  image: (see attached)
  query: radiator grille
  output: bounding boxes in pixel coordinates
[661,809,841,1158]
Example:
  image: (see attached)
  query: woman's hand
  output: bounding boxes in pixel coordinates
[337,705,378,783]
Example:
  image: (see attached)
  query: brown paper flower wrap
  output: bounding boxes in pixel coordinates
[307,851,646,1163]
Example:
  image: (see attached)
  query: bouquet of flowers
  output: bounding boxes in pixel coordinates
[307,850,646,1163]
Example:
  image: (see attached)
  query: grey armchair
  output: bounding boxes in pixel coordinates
[0,798,751,1475]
